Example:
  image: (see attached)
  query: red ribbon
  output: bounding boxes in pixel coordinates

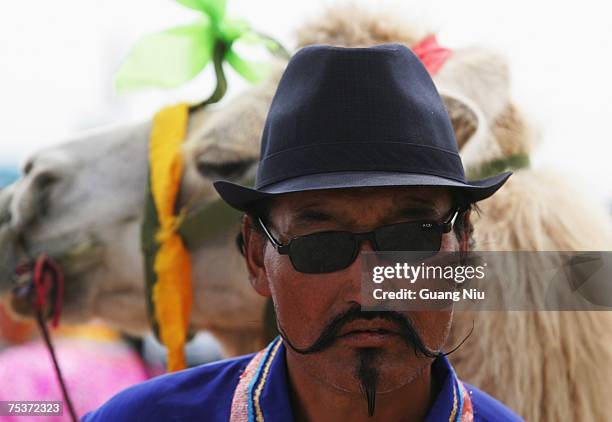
[412,35,453,76]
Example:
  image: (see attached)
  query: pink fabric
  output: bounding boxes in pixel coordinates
[459,381,474,422]
[0,338,148,421]
[229,349,265,422]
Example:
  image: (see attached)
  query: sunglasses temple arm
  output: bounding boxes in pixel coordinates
[257,217,286,252]
[442,208,461,233]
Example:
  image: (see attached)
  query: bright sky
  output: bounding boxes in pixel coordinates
[0,0,611,206]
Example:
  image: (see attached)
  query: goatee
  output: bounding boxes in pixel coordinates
[356,348,380,417]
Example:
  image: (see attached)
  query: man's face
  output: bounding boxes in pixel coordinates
[243,186,467,395]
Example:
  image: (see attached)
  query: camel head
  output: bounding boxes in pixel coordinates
[0,90,268,336]
[0,122,152,331]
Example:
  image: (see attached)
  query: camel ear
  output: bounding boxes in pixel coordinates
[439,86,508,175]
[434,47,510,125]
[441,92,481,151]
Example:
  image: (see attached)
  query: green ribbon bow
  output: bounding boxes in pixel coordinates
[115,0,288,105]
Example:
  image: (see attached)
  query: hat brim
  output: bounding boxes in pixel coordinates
[213,171,511,212]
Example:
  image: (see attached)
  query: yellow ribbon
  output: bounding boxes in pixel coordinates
[149,103,193,372]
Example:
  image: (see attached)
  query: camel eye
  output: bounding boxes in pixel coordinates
[37,173,58,190]
[197,160,254,181]
[34,171,60,218]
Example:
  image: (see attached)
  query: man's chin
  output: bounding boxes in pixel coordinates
[304,348,430,397]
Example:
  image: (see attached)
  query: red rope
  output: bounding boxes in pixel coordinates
[16,254,76,421]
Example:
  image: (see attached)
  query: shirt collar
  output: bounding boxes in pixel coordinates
[255,338,467,421]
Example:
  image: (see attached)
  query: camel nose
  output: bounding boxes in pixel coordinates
[10,160,61,231]
[0,185,23,289]
[0,187,13,226]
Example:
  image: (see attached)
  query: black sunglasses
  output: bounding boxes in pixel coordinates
[257,208,461,274]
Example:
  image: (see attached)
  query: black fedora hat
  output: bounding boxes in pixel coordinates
[214,43,511,211]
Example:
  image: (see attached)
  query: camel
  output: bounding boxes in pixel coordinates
[0,116,269,356]
[0,5,610,420]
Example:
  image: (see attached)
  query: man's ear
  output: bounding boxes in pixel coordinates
[459,209,472,255]
[241,214,272,297]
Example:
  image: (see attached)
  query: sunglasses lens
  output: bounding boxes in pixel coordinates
[375,222,442,254]
[289,232,356,273]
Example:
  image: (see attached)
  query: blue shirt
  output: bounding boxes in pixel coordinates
[82,337,522,421]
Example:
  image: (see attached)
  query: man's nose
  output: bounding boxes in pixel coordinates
[358,239,376,254]
[339,240,375,305]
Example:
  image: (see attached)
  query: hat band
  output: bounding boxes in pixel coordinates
[256,141,465,188]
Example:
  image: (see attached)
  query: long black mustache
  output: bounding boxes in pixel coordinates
[277,305,438,357]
